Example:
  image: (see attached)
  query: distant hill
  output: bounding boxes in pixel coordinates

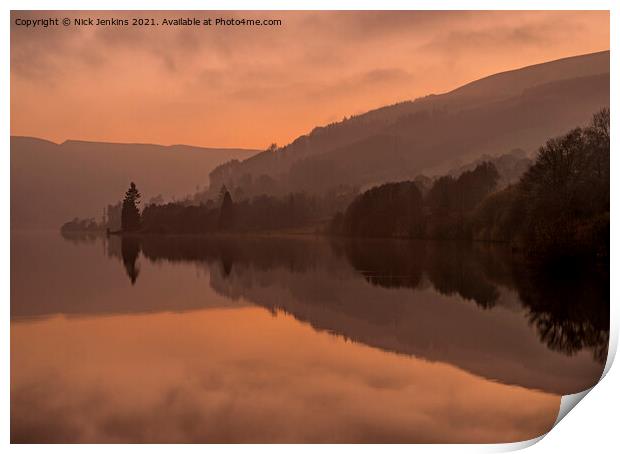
[11,137,258,229]
[11,51,609,229]
[447,149,532,187]
[208,51,609,197]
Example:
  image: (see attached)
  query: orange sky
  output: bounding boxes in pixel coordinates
[10,10,609,149]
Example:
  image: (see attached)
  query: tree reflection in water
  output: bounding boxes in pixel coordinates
[339,238,608,364]
[111,235,608,367]
[120,236,141,285]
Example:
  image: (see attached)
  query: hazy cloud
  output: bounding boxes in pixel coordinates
[10,10,609,148]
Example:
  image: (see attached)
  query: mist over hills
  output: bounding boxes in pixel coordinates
[11,138,258,229]
[208,51,609,197]
[11,51,609,230]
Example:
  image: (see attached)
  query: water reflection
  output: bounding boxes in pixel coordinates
[516,265,609,364]
[338,239,609,364]
[11,307,560,443]
[60,230,102,245]
[99,234,609,394]
[120,236,140,285]
[10,232,609,442]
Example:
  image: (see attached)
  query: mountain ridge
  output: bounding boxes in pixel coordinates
[11,51,610,229]
[12,135,258,153]
[11,137,259,229]
[208,50,609,196]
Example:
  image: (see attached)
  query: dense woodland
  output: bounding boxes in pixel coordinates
[331,109,610,262]
[137,188,355,234]
[62,109,609,264]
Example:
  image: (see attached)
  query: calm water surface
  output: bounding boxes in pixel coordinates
[10,231,608,443]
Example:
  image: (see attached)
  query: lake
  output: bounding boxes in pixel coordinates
[10,231,608,443]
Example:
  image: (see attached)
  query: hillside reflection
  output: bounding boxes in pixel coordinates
[96,233,609,395]
[336,239,609,364]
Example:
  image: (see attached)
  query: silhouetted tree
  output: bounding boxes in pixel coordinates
[60,217,100,233]
[518,109,609,260]
[336,162,498,240]
[342,181,424,238]
[333,108,609,259]
[456,162,499,212]
[138,189,344,234]
[218,185,234,230]
[121,182,141,232]
[469,185,524,242]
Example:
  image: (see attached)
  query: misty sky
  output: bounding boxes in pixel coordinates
[11,10,609,149]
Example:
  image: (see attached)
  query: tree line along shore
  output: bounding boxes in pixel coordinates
[62,109,609,264]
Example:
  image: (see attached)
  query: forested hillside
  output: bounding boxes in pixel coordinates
[331,109,610,263]
[208,51,609,199]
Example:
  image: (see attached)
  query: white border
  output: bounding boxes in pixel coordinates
[2,1,617,452]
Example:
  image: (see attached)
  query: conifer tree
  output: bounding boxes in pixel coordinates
[121,182,141,232]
